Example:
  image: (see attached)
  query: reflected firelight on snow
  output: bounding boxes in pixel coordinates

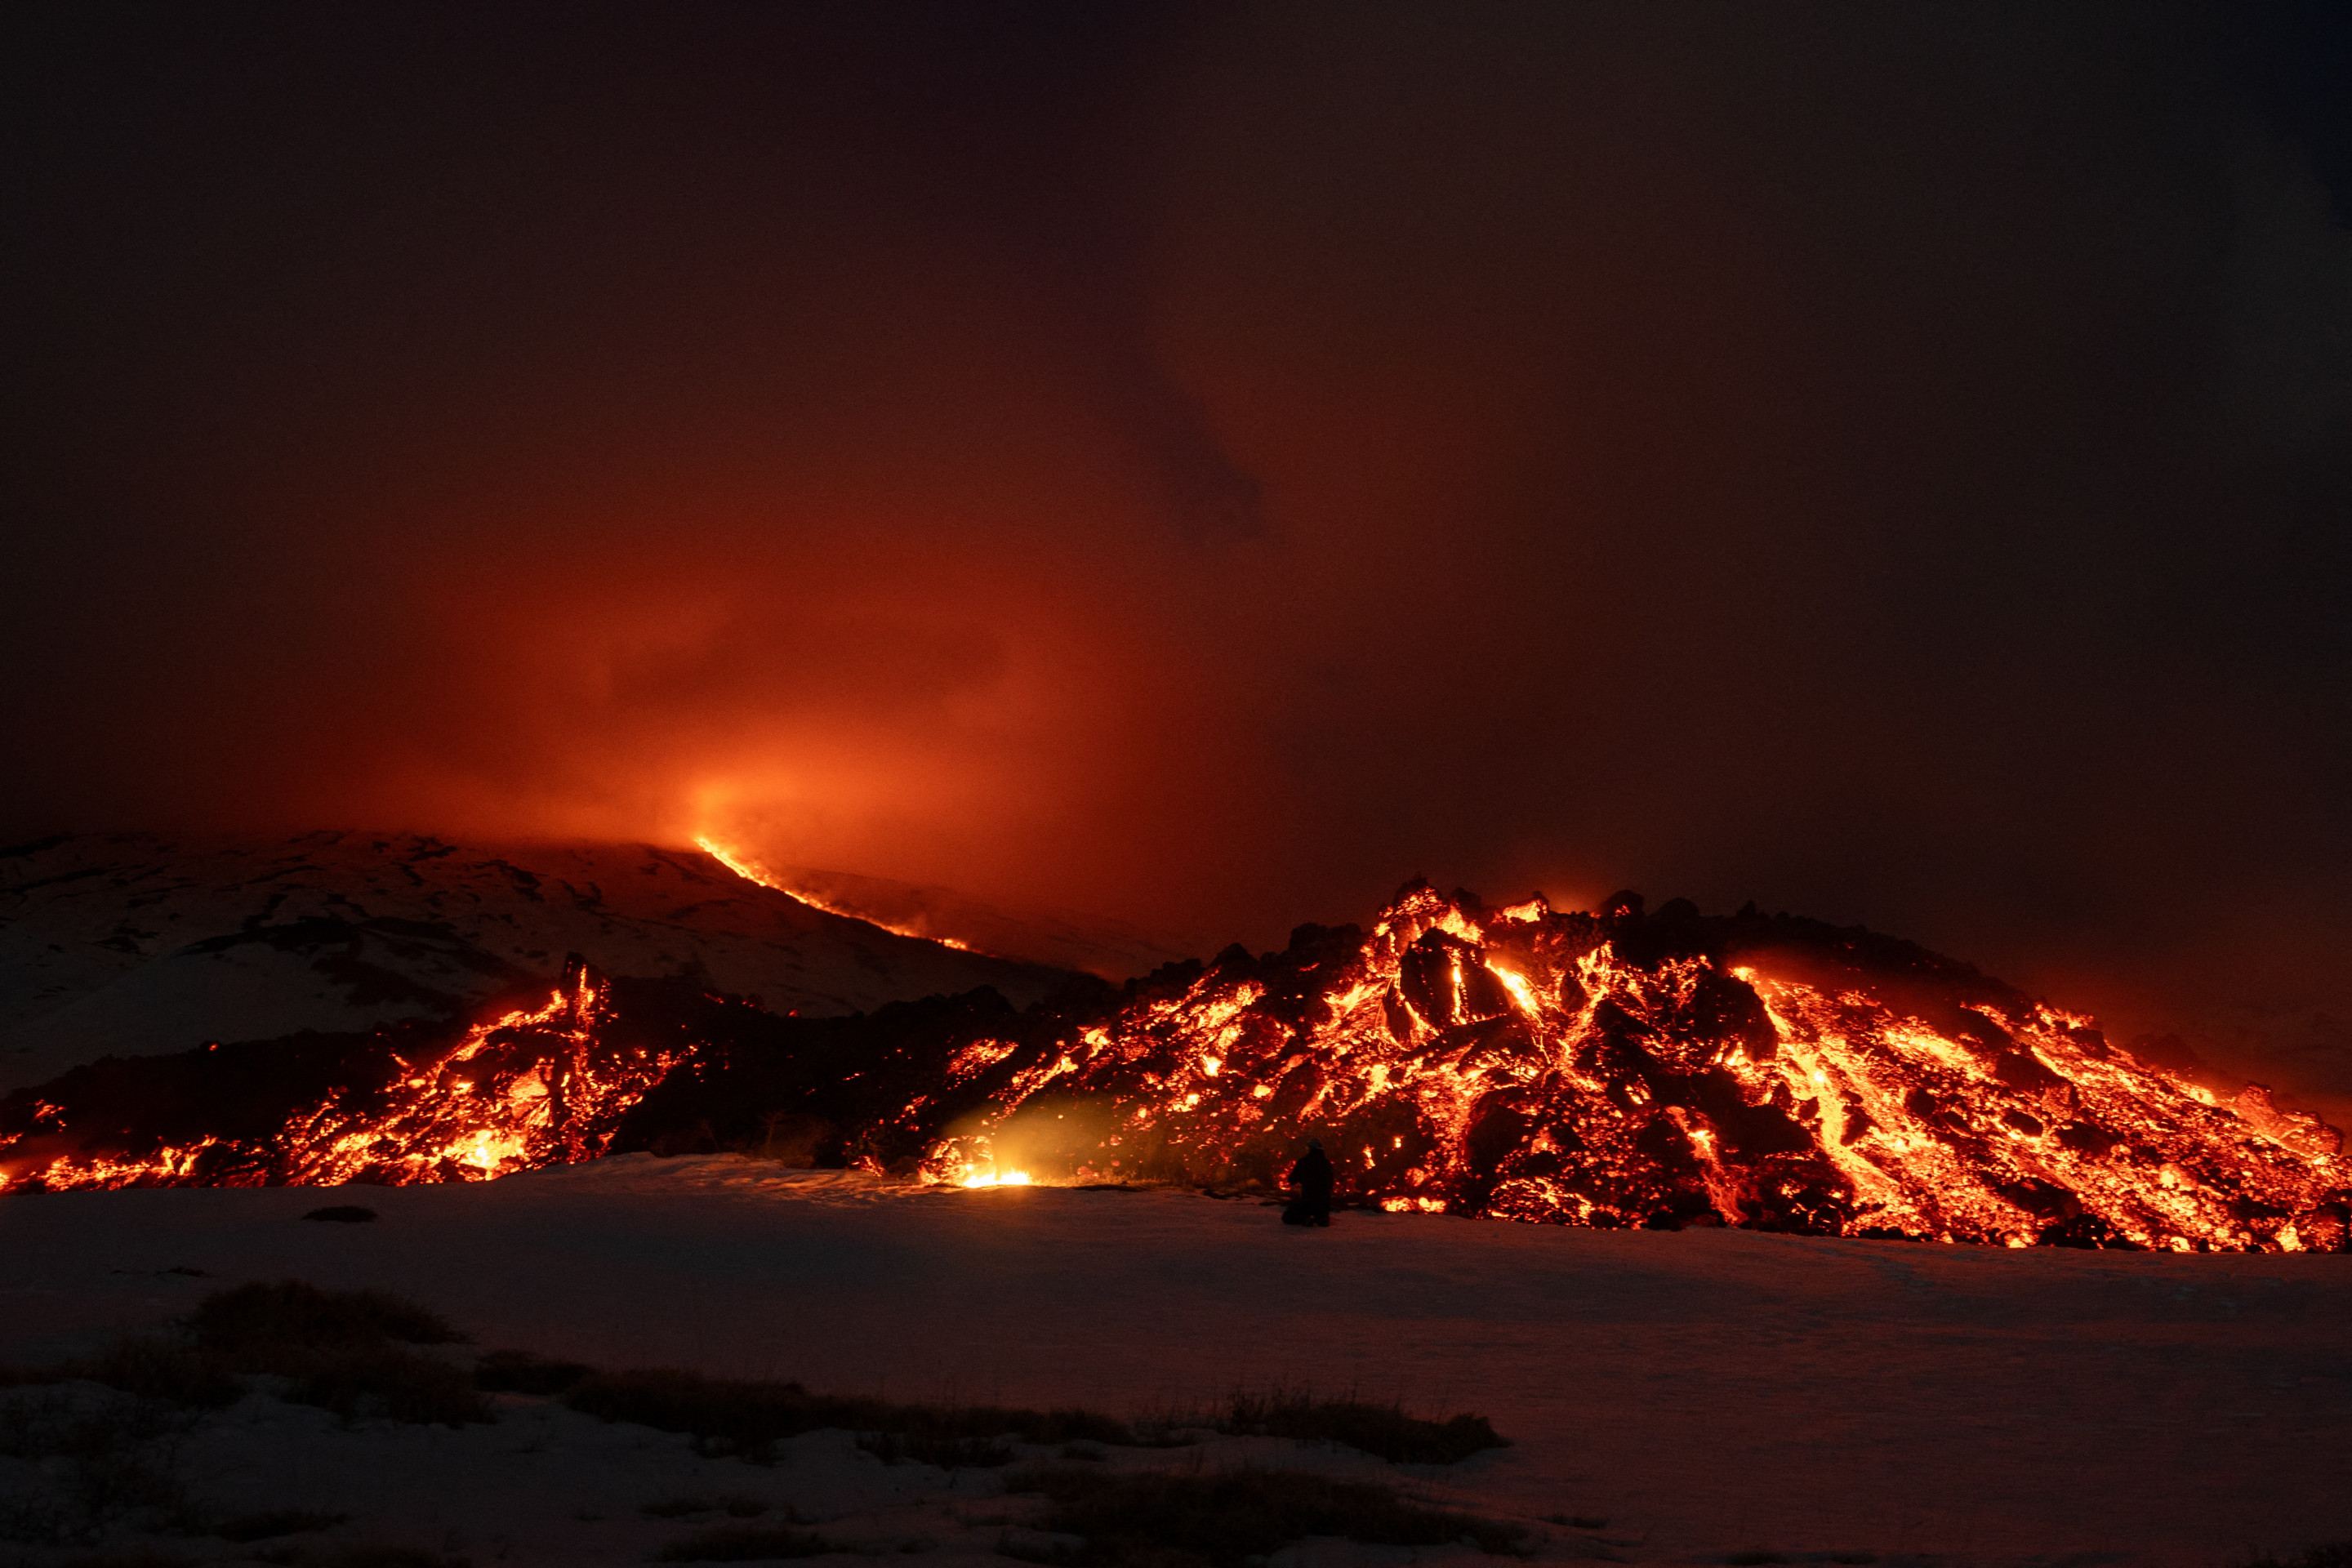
[954,1168,1033,1189]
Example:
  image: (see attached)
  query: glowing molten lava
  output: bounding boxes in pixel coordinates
[271,964,683,1185]
[913,885,2347,1251]
[0,961,684,1194]
[3,880,2345,1253]
[695,835,976,950]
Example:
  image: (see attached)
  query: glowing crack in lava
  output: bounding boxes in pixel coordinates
[696,834,975,950]
[913,885,2348,1251]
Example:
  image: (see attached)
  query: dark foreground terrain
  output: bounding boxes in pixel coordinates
[2,1156,2347,1565]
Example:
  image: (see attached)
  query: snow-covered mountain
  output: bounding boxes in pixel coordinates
[0,832,1080,1093]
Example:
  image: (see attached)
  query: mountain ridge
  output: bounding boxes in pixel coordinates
[0,831,1080,1093]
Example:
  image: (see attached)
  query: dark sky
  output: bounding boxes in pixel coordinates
[7,3,2350,1086]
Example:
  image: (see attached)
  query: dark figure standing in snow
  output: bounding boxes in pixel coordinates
[1283,1138,1334,1227]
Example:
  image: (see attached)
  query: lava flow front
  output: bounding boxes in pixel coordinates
[271,962,685,1186]
[910,884,2349,1251]
[0,960,686,1194]
[3,882,2346,1254]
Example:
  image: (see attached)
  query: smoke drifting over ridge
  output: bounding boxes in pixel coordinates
[4,5,2350,1088]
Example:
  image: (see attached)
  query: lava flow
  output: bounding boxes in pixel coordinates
[0,960,685,1194]
[912,885,2350,1251]
[270,962,686,1186]
[3,883,2347,1253]
[695,834,976,950]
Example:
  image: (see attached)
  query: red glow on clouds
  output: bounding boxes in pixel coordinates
[5,2,2350,1107]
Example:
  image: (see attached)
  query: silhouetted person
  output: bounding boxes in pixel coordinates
[1282,1138,1334,1227]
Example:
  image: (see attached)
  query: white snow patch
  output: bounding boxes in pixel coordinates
[0,1155,2346,1564]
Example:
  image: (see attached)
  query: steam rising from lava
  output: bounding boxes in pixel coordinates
[2,884,2345,1253]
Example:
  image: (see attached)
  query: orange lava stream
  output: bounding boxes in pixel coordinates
[694,835,975,951]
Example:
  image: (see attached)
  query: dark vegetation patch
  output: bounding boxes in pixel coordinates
[1000,1464,1527,1568]
[0,1389,195,1544]
[214,1508,346,1541]
[6,1281,485,1428]
[2238,1550,2352,1568]
[276,1346,485,1426]
[655,1525,837,1561]
[247,1548,473,1568]
[189,1281,464,1352]
[303,1205,378,1223]
[185,1281,483,1426]
[856,1428,1021,1468]
[560,1367,1131,1464]
[0,1394,185,1468]
[474,1348,594,1395]
[67,1335,245,1408]
[1216,1391,1508,1463]
[644,1495,772,1520]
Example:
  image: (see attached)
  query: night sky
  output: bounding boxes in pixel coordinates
[7,4,2350,1092]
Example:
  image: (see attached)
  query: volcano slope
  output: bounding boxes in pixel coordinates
[0,831,1079,1094]
[3,877,2344,1254]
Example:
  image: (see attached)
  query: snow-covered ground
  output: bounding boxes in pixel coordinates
[0,834,1074,1093]
[3,1156,2347,1566]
